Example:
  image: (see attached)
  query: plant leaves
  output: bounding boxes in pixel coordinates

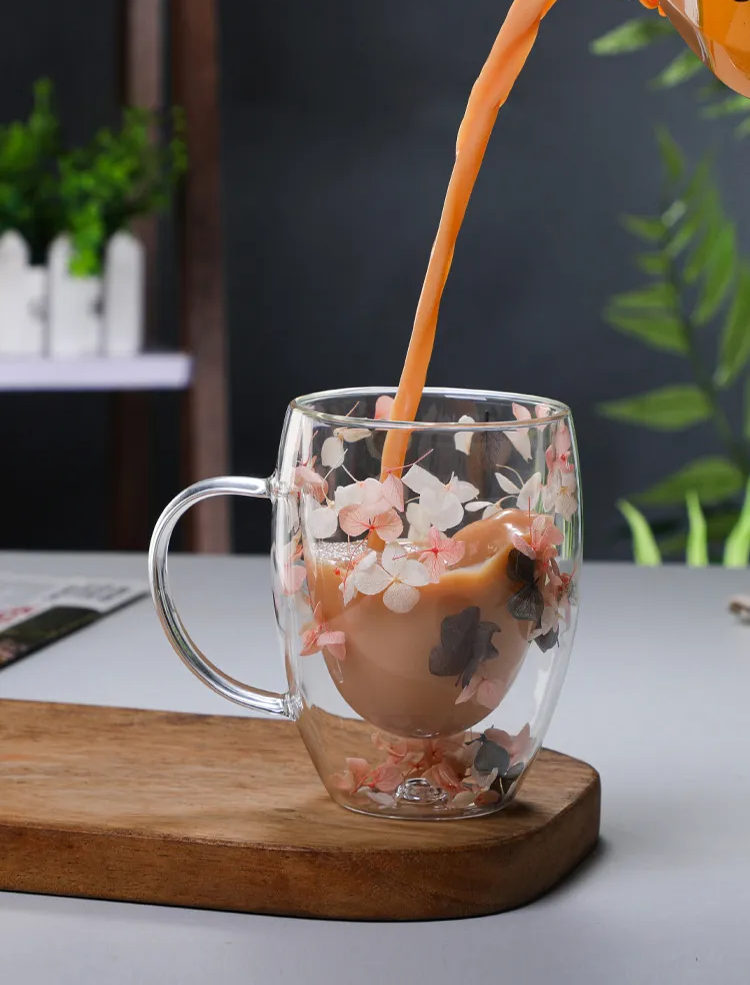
[590,17,675,56]
[651,50,705,89]
[693,222,736,325]
[608,283,676,310]
[621,214,666,242]
[603,309,687,354]
[715,263,750,387]
[701,94,750,119]
[724,479,750,568]
[636,457,744,507]
[471,736,511,776]
[685,491,709,567]
[745,376,750,442]
[656,125,685,183]
[617,500,662,566]
[599,385,711,430]
[636,253,668,277]
[658,508,740,557]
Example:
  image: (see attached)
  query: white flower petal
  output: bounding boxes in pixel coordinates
[308,505,338,539]
[321,435,346,469]
[398,559,431,588]
[340,577,358,606]
[448,477,480,504]
[382,581,420,613]
[507,428,532,461]
[465,500,494,513]
[454,415,475,455]
[421,487,464,531]
[334,483,364,510]
[405,502,430,541]
[495,472,520,495]
[483,503,502,519]
[380,542,407,577]
[337,427,370,443]
[402,464,441,494]
[353,560,392,596]
[517,472,542,512]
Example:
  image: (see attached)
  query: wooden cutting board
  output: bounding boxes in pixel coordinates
[0,699,600,920]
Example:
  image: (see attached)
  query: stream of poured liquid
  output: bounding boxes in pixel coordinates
[379,0,558,479]
[380,0,750,481]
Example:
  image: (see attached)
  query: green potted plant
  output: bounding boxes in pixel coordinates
[0,79,186,357]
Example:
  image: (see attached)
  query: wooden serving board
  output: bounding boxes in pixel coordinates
[0,699,600,920]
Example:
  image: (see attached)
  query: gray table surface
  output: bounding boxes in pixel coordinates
[0,552,748,984]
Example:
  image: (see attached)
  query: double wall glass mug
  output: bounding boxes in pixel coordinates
[149,388,582,820]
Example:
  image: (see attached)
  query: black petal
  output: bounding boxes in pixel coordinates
[473,738,511,776]
[430,608,501,686]
[429,606,480,677]
[506,548,535,586]
[535,627,559,653]
[507,583,544,623]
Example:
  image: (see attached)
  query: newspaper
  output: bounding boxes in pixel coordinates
[0,572,147,670]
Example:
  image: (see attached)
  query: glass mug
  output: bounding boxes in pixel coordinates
[149,388,582,820]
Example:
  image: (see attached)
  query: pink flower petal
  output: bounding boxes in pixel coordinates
[338,505,372,538]
[455,677,480,705]
[475,678,504,710]
[381,473,405,512]
[368,763,403,793]
[511,532,535,559]
[422,761,464,794]
[294,465,328,502]
[280,563,306,596]
[332,757,372,793]
[419,550,443,583]
[440,535,466,568]
[318,630,346,661]
[512,402,532,422]
[371,508,403,544]
[374,395,395,420]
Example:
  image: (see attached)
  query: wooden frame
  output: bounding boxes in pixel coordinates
[114,0,230,553]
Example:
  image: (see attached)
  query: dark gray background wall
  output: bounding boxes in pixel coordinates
[0,0,747,558]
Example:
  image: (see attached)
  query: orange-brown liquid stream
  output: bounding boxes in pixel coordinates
[380,0,558,478]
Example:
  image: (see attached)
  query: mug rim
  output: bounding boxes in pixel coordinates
[290,386,571,431]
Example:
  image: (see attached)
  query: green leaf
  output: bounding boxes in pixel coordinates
[745,377,750,441]
[603,308,687,354]
[651,50,705,89]
[599,385,711,430]
[658,508,740,557]
[723,479,750,568]
[608,283,677,310]
[701,94,750,119]
[737,116,750,139]
[685,491,709,566]
[621,214,666,242]
[637,457,745,507]
[617,500,662,566]
[693,222,736,325]
[655,126,684,183]
[715,264,750,387]
[636,253,668,277]
[590,18,675,56]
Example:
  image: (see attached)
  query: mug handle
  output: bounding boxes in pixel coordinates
[148,475,291,718]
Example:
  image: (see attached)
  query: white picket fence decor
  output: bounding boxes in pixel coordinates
[0,231,145,358]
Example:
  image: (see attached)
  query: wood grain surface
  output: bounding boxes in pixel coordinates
[0,700,600,920]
